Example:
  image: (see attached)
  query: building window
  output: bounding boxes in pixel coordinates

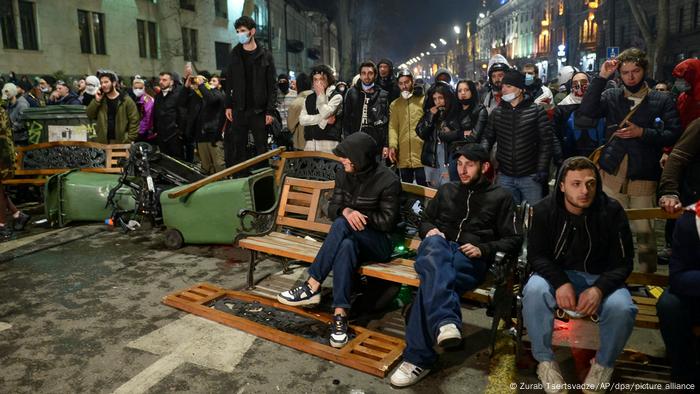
[215,41,230,70]
[581,16,597,44]
[182,27,197,61]
[1,0,37,50]
[180,0,195,11]
[78,9,106,54]
[214,0,227,19]
[137,19,158,58]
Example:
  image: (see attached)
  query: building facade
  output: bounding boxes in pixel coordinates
[0,0,341,82]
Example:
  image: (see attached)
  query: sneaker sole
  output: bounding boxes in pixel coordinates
[389,371,430,388]
[437,336,462,349]
[329,337,348,348]
[276,294,320,307]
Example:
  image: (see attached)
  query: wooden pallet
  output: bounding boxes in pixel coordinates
[162,283,405,377]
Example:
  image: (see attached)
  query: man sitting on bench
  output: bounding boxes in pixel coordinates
[390,144,521,387]
[523,157,636,394]
[277,132,401,348]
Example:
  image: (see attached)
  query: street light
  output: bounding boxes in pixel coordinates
[478,12,485,18]
[430,42,437,49]
[426,51,430,55]
[439,38,447,45]
[453,25,461,35]
[420,52,425,56]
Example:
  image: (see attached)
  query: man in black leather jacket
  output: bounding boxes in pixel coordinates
[277,132,401,349]
[342,61,390,158]
[389,144,521,387]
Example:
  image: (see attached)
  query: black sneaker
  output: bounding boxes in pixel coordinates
[277,282,321,306]
[13,212,31,231]
[329,314,349,348]
[0,226,12,239]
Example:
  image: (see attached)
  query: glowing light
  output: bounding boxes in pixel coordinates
[430,42,437,49]
[439,38,447,45]
[453,25,461,34]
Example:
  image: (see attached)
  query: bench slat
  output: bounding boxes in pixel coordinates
[287,191,313,204]
[285,204,310,215]
[276,216,331,234]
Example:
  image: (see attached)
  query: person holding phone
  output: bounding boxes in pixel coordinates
[578,48,682,273]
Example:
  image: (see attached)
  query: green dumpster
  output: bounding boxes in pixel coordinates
[160,168,277,247]
[44,170,136,227]
[21,105,95,144]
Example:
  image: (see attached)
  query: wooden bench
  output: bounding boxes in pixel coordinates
[1,141,130,186]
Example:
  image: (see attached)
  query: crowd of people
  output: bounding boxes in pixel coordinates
[1,13,700,391]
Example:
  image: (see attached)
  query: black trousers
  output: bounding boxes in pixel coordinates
[224,111,267,168]
[657,290,700,385]
[156,133,184,160]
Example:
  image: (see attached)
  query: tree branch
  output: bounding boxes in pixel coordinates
[626,0,654,46]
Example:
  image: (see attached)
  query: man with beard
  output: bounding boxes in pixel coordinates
[579,47,681,273]
[482,55,510,114]
[342,61,390,158]
[389,144,521,387]
[377,59,400,103]
[86,70,139,144]
[522,63,554,106]
[153,71,187,159]
[523,157,636,394]
[554,71,606,159]
[47,80,81,105]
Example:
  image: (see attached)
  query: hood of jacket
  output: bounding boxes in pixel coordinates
[332,132,378,173]
[673,58,700,102]
[435,68,453,84]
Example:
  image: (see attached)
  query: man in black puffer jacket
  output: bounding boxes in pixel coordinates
[481,70,553,204]
[342,61,390,158]
[194,75,226,174]
[389,144,521,388]
[523,157,636,392]
[578,48,681,273]
[377,58,400,103]
[277,132,401,349]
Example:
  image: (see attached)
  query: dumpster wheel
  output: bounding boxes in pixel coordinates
[164,229,184,249]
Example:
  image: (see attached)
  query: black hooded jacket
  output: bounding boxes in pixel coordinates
[328,133,401,232]
[527,157,634,296]
[377,59,400,103]
[419,176,522,263]
[224,43,277,116]
[416,89,461,167]
[341,80,390,149]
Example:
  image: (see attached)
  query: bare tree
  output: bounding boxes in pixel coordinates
[626,0,669,80]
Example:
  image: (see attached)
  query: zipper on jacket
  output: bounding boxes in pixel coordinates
[618,236,626,259]
[583,216,592,273]
[553,221,568,260]
[455,190,473,242]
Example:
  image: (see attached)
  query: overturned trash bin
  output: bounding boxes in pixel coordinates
[45,170,136,227]
[160,168,277,249]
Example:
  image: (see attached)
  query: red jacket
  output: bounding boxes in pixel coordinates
[673,59,700,129]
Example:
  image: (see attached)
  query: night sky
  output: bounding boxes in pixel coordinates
[364,0,483,65]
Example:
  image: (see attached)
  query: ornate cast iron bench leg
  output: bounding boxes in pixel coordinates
[247,250,259,289]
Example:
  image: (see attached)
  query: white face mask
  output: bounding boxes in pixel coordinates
[502,92,517,102]
[401,91,413,100]
[133,88,145,97]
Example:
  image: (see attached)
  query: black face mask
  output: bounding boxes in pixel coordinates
[414,85,424,96]
[278,82,290,94]
[459,97,475,107]
[624,79,645,93]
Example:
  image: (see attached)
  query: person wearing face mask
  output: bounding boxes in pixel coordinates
[86,70,139,144]
[522,63,554,106]
[481,70,553,205]
[299,65,343,153]
[223,15,278,168]
[388,69,426,185]
[446,80,488,181]
[276,73,297,130]
[342,61,390,159]
[416,84,460,188]
[671,58,700,129]
[80,75,99,107]
[422,68,454,113]
[334,81,348,98]
[2,83,29,145]
[131,76,155,143]
[579,47,681,274]
[483,55,511,114]
[553,72,606,159]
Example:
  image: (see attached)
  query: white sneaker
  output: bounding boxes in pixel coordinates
[582,359,614,394]
[536,361,568,394]
[276,282,321,307]
[436,323,462,348]
[389,361,430,387]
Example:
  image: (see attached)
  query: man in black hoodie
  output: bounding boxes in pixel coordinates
[523,157,636,394]
[276,132,401,349]
[390,144,521,387]
[377,58,400,103]
[342,61,390,158]
[223,16,277,167]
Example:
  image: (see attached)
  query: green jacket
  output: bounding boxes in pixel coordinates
[86,93,139,143]
[388,94,424,169]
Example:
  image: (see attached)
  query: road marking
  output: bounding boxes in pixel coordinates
[114,315,256,394]
[0,322,11,332]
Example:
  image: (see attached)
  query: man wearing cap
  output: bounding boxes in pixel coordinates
[47,80,81,105]
[481,70,554,205]
[483,56,510,114]
[2,83,30,145]
[276,132,401,349]
[390,143,521,387]
[388,68,426,185]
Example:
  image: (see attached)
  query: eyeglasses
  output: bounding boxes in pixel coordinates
[572,81,589,89]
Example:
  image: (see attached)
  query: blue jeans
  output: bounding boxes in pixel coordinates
[522,271,637,368]
[403,236,487,368]
[497,174,543,205]
[307,217,393,309]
